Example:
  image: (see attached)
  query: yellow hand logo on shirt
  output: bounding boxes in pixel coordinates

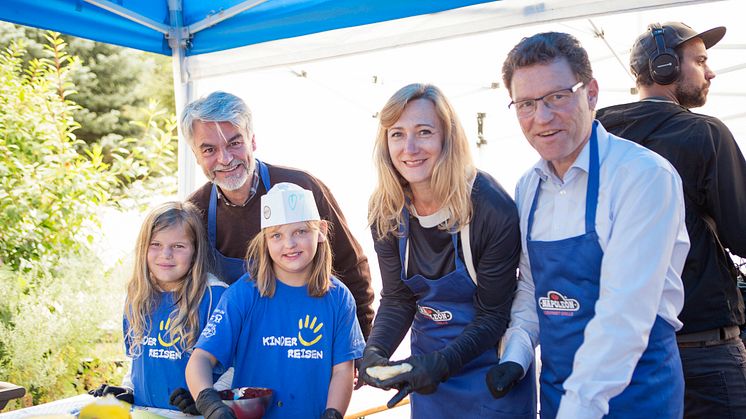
[158,317,181,347]
[298,315,323,346]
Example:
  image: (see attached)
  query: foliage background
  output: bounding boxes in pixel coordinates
[0,24,177,409]
[0,22,174,147]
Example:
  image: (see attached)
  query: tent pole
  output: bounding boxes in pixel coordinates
[168,0,196,199]
[188,0,270,34]
[83,0,169,34]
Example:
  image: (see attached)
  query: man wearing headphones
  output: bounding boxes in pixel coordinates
[597,22,746,417]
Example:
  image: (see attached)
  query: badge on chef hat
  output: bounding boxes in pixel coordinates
[261,182,320,229]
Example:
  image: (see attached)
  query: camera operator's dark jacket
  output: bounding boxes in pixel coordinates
[597,100,746,334]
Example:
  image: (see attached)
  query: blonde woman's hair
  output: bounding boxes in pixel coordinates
[125,201,214,357]
[368,83,476,239]
[246,220,333,297]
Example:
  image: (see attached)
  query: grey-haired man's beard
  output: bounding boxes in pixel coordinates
[675,81,708,109]
[209,160,250,191]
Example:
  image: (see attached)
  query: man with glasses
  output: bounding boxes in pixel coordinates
[485,32,689,418]
[596,22,746,417]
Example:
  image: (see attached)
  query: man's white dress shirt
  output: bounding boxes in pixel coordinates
[502,122,689,418]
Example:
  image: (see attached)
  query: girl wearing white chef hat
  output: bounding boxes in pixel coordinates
[186,183,364,419]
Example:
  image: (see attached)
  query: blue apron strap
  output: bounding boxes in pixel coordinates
[256,159,271,191]
[209,160,270,249]
[398,205,465,275]
[526,179,542,242]
[398,205,410,278]
[451,232,465,271]
[208,184,218,247]
[585,121,600,235]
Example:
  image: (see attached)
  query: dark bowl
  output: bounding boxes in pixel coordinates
[218,387,273,419]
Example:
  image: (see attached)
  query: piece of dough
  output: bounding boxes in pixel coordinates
[366,363,413,380]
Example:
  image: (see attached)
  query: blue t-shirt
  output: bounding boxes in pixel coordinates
[196,275,365,418]
[125,282,227,409]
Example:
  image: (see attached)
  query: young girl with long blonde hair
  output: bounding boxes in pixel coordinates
[186,183,364,419]
[90,201,227,412]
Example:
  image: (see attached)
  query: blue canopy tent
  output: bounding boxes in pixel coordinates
[0,0,719,196]
[1,0,497,56]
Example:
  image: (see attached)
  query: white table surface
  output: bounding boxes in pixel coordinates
[0,383,414,419]
[0,394,200,418]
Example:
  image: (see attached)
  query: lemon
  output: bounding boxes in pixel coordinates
[78,395,130,419]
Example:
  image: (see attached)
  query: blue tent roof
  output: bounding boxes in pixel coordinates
[1,0,494,56]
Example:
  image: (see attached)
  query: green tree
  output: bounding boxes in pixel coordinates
[0,33,113,271]
[68,37,174,147]
[0,22,175,147]
[0,31,177,271]
[108,99,179,204]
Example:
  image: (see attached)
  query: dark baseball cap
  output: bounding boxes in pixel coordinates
[630,22,726,75]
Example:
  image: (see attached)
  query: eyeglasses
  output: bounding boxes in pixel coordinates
[508,81,584,118]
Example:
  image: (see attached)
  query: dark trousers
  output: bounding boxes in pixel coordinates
[680,338,746,418]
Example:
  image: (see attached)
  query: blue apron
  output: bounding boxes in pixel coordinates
[208,159,271,284]
[399,208,536,418]
[526,125,683,418]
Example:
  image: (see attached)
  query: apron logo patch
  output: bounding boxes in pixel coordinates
[538,291,580,316]
[418,305,453,323]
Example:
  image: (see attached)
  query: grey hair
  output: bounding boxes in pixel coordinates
[180,91,254,147]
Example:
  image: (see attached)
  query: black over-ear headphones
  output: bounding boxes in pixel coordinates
[648,23,680,85]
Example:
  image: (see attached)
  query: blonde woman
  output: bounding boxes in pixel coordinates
[91,201,227,413]
[361,84,535,418]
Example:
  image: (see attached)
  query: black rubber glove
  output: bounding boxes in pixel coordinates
[195,388,236,419]
[486,361,524,399]
[378,351,449,395]
[321,407,343,419]
[88,384,134,405]
[353,357,365,390]
[169,387,200,415]
[385,384,412,409]
[357,345,391,388]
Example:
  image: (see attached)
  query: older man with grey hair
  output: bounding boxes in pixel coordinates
[181,91,374,339]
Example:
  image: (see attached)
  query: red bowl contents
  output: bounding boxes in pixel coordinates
[218,387,273,419]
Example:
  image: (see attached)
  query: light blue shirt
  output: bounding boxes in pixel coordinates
[502,122,689,419]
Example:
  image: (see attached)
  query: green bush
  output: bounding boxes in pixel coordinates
[0,32,177,270]
[0,33,114,272]
[0,31,176,410]
[0,250,127,408]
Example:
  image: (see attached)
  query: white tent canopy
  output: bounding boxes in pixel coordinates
[187,0,720,79]
[181,0,744,196]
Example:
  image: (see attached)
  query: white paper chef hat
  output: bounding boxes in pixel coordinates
[261,182,320,229]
